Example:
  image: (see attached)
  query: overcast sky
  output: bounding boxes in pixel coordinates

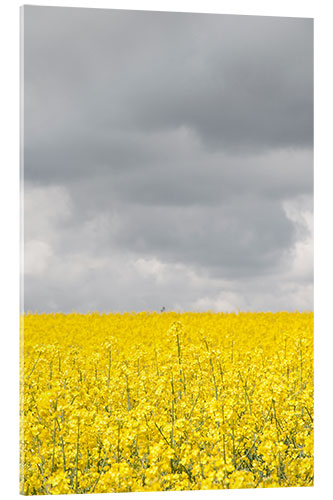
[22,6,313,313]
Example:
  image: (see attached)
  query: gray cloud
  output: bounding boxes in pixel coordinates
[24,7,313,153]
[22,6,313,312]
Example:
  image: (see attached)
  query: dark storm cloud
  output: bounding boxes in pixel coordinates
[111,199,295,277]
[23,6,313,312]
[24,7,313,177]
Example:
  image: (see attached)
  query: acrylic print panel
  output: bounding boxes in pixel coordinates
[20,5,314,495]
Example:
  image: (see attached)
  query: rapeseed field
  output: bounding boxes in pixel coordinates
[20,312,313,494]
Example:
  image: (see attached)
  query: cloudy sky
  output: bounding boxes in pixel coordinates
[23,6,313,313]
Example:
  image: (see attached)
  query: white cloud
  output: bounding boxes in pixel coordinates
[24,184,72,243]
[282,195,313,282]
[133,257,167,283]
[24,240,53,275]
[191,291,248,313]
[23,184,72,278]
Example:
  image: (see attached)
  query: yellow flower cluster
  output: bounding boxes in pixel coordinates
[20,312,313,494]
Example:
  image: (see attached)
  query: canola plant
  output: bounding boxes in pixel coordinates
[20,312,313,494]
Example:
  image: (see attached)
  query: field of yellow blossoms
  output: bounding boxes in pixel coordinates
[20,312,313,494]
